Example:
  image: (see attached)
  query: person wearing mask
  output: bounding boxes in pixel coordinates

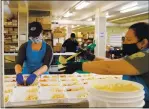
[62,33,79,52]
[15,22,53,86]
[59,22,149,107]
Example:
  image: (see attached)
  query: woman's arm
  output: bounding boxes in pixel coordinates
[83,59,138,75]
[34,44,53,76]
[15,42,27,74]
[94,56,111,61]
[83,50,149,75]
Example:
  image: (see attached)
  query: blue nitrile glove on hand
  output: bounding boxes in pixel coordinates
[16,73,24,85]
[26,73,37,86]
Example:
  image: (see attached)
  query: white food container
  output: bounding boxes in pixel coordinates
[4,82,16,88]
[39,82,60,87]
[87,79,145,107]
[39,87,67,101]
[10,86,39,102]
[65,85,86,92]
[61,81,80,86]
[88,79,144,98]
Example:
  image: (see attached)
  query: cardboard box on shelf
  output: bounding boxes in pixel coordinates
[56,43,62,46]
[4,22,8,26]
[5,40,12,43]
[4,30,8,34]
[12,20,17,23]
[4,46,10,52]
[8,28,13,32]
[42,24,51,30]
[53,46,62,52]
[7,22,12,26]
[12,38,18,42]
[53,33,66,38]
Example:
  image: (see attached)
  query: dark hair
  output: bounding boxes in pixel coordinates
[70,33,76,38]
[129,22,149,42]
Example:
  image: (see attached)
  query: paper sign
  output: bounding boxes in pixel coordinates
[20,34,26,41]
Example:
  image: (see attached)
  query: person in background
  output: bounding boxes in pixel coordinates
[62,33,79,52]
[15,22,53,86]
[59,22,149,107]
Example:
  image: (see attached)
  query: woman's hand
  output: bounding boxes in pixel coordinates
[16,73,24,85]
[26,74,37,86]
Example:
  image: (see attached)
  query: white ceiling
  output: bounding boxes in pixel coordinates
[7,1,149,22]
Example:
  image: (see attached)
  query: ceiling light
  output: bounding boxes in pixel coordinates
[87,18,92,21]
[72,25,75,28]
[63,12,73,17]
[106,12,109,16]
[105,12,113,18]
[106,15,111,18]
[75,1,90,10]
[120,2,138,11]
[106,12,110,18]
[120,6,141,13]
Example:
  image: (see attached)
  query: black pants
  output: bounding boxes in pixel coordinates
[144,101,149,108]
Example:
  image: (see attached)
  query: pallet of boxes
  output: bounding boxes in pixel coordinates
[53,27,66,52]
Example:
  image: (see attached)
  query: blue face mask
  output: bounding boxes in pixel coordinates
[30,34,42,43]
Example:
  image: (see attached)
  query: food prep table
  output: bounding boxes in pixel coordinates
[4,74,122,108]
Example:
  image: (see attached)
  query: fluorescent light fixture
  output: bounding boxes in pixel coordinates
[120,6,141,13]
[63,11,73,17]
[75,1,90,10]
[120,2,138,11]
[105,12,113,18]
[106,12,109,16]
[72,25,75,28]
[87,18,92,21]
[106,15,111,18]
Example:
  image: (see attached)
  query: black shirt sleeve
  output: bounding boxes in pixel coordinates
[62,40,67,47]
[75,40,79,46]
[16,42,27,66]
[43,44,53,68]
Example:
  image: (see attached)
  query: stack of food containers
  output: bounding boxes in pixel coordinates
[88,79,145,107]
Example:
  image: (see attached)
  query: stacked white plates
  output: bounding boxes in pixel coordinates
[87,79,145,107]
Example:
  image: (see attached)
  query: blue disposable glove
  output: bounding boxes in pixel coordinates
[16,73,24,85]
[26,74,37,86]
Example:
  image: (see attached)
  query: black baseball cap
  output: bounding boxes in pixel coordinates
[29,22,43,38]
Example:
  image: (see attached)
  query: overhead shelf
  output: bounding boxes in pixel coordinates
[4,26,18,28]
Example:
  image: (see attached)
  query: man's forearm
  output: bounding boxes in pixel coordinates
[34,65,48,76]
